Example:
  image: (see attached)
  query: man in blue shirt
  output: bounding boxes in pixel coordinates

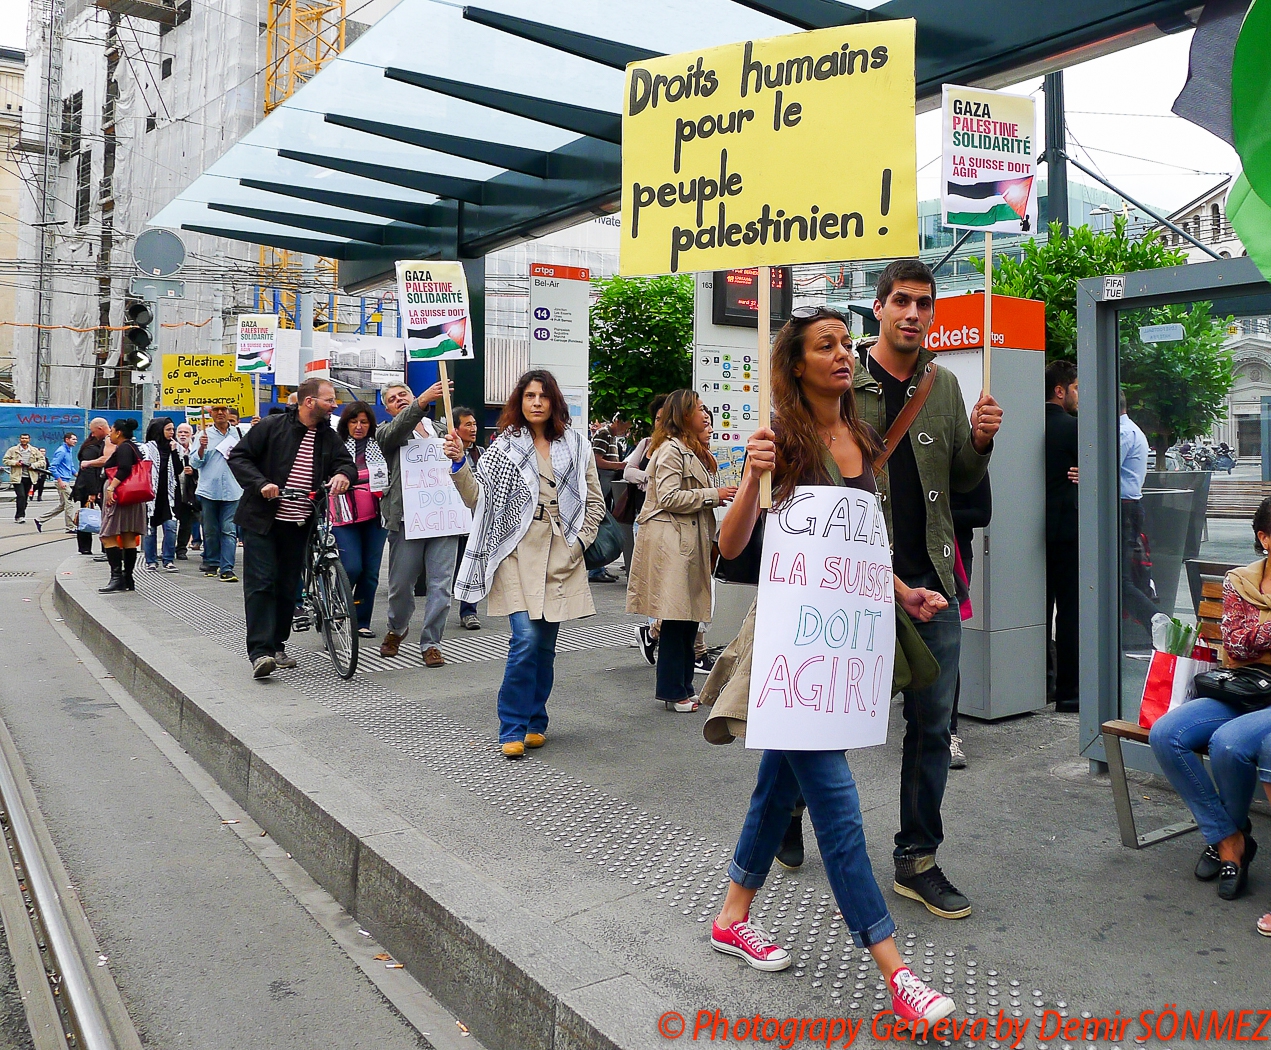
[189,403,246,582]
[1119,389,1157,634]
[33,432,79,533]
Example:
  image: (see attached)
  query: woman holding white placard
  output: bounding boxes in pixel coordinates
[331,401,390,638]
[703,306,954,1026]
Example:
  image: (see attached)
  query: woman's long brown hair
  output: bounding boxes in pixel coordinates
[650,389,716,473]
[496,369,570,441]
[770,311,882,507]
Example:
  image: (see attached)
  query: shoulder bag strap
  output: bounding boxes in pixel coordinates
[872,362,937,473]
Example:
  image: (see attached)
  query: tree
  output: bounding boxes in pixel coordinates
[975,216,1188,361]
[589,274,694,432]
[1119,302,1235,457]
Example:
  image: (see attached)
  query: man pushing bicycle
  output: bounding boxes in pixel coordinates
[228,378,357,679]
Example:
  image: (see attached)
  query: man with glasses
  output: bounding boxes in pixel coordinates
[227,378,356,679]
[190,403,246,582]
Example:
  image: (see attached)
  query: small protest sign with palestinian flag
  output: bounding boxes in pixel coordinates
[395,261,475,362]
[235,313,278,373]
[941,85,1038,234]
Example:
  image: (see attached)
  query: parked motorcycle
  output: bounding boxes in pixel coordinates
[1212,441,1237,473]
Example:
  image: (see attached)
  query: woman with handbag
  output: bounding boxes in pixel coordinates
[332,401,389,638]
[626,390,737,712]
[698,307,955,1025]
[1149,497,1271,917]
[98,418,148,593]
[442,370,606,759]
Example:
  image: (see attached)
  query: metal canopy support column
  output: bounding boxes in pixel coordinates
[1077,257,1271,775]
[1043,71,1068,236]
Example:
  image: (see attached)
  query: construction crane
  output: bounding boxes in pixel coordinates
[259,0,345,328]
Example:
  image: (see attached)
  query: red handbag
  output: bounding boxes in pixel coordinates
[106,451,155,506]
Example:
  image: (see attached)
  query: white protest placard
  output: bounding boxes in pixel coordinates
[395,261,475,362]
[235,314,278,373]
[747,486,895,751]
[941,85,1038,234]
[401,436,472,540]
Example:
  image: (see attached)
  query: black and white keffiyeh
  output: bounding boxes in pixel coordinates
[344,436,387,480]
[454,426,588,603]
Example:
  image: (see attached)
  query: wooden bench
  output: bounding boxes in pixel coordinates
[1100,563,1231,848]
[1207,479,1271,519]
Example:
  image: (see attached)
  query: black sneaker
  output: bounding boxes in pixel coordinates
[776,810,805,870]
[694,652,716,674]
[636,624,657,666]
[893,861,971,919]
[274,649,298,670]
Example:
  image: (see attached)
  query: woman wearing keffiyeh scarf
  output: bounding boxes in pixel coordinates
[444,370,606,759]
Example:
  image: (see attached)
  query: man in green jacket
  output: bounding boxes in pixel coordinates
[860,259,1001,920]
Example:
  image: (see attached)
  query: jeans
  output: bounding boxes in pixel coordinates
[200,497,239,575]
[334,519,388,630]
[497,613,561,743]
[896,572,962,861]
[12,479,30,520]
[143,518,177,565]
[730,749,895,948]
[242,522,310,661]
[387,528,457,647]
[1149,699,1271,844]
[656,619,697,700]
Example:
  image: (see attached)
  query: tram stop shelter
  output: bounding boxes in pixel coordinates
[1078,256,1271,817]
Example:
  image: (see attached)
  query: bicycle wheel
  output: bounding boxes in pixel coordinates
[315,557,358,679]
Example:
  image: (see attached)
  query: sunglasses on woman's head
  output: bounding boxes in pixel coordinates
[790,306,848,324]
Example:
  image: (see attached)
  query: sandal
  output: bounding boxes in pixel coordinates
[661,697,700,713]
[1259,913,1271,938]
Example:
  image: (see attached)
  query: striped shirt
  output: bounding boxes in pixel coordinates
[275,428,316,523]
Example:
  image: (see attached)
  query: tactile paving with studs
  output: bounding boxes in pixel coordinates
[128,573,1098,1047]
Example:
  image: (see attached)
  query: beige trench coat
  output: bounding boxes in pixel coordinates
[453,451,605,622]
[626,437,720,623]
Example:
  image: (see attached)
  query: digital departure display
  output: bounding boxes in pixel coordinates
[711,267,793,329]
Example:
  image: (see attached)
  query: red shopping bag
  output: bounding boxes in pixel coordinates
[1138,645,1216,729]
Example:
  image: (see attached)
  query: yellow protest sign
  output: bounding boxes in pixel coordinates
[160,354,254,415]
[620,21,917,276]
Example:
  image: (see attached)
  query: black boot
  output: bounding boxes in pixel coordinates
[121,547,138,591]
[99,549,126,592]
[76,529,93,555]
[776,805,806,870]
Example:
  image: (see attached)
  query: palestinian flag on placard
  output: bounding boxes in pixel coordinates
[945,176,1033,229]
[406,317,468,360]
[236,348,271,371]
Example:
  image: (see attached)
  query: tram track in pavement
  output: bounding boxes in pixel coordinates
[0,709,141,1050]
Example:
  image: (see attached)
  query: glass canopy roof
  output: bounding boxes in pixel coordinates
[149,0,1201,288]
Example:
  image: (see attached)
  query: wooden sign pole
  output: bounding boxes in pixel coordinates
[437,360,454,431]
[253,371,260,419]
[982,231,993,396]
[757,265,772,509]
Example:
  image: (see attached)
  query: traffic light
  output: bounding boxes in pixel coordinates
[122,300,153,371]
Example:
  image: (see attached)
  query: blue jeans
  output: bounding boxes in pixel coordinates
[896,575,962,861]
[730,749,896,948]
[496,613,561,744]
[143,518,177,565]
[200,497,239,575]
[1149,699,1271,844]
[334,519,388,630]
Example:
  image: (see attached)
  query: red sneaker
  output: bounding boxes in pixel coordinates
[890,966,955,1023]
[710,916,791,972]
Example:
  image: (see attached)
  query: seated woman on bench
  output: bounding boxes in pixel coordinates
[1149,497,1271,935]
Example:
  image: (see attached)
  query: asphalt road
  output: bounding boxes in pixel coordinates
[0,533,435,1050]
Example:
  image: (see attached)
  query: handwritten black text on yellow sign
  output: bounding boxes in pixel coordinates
[619,22,917,276]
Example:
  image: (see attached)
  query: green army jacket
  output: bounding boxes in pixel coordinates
[853,346,992,597]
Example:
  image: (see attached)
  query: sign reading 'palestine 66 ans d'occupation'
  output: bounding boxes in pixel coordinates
[941,84,1038,233]
[620,22,917,276]
[394,261,475,362]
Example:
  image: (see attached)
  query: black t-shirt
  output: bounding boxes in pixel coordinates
[868,356,937,587]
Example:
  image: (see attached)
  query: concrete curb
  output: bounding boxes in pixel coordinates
[54,562,666,1050]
